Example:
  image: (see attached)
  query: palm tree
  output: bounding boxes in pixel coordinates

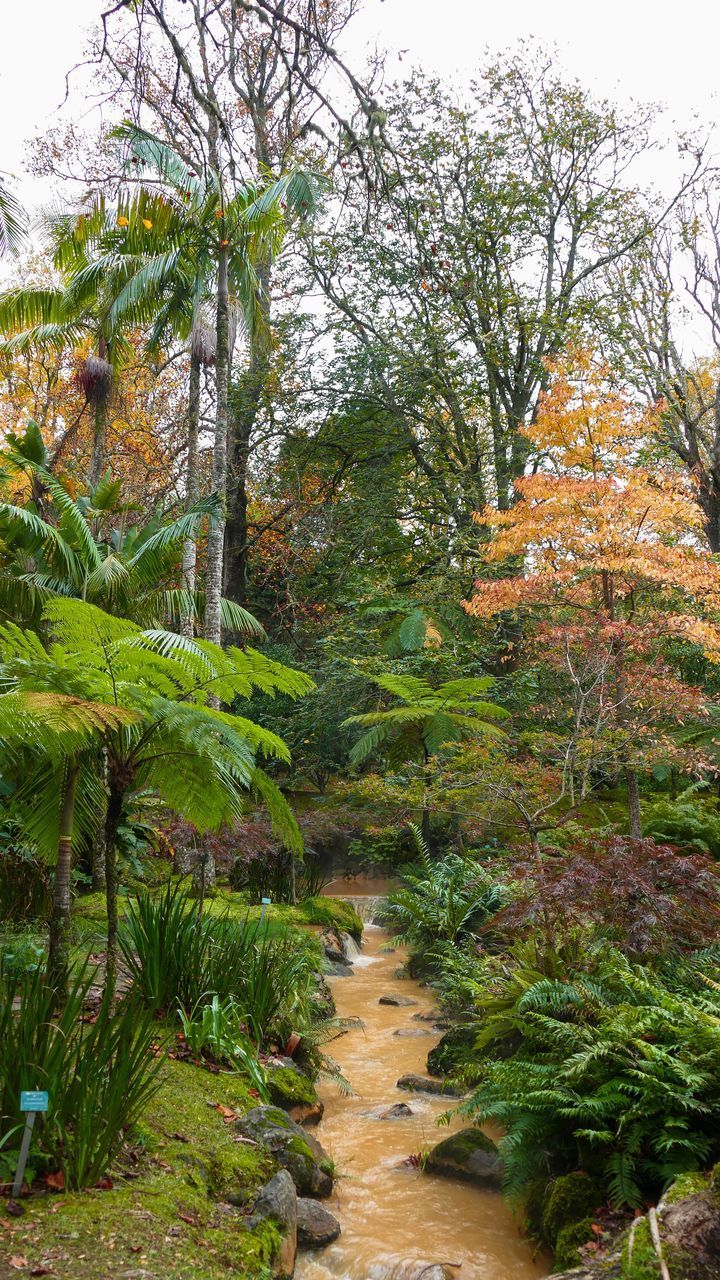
[0,598,314,992]
[344,673,508,843]
[107,123,320,645]
[0,172,27,258]
[0,425,263,635]
[0,197,140,488]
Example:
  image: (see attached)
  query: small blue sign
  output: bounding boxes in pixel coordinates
[21,1091,48,1112]
[261,897,272,905]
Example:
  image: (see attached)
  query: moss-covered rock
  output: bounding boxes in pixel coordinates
[426,1024,476,1077]
[542,1173,604,1250]
[296,895,363,941]
[424,1127,502,1188]
[553,1217,595,1271]
[266,1064,323,1125]
[235,1105,334,1197]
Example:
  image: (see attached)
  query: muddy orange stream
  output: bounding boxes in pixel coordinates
[295,924,548,1280]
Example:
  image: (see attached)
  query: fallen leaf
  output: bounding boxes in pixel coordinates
[94,1177,113,1191]
[171,1133,190,1143]
[30,1267,52,1277]
[591,1223,604,1236]
[178,1213,196,1225]
[44,1171,64,1191]
[214,1105,235,1120]
[9,1257,28,1270]
[6,1201,25,1218]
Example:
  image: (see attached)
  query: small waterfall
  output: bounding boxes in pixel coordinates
[339,894,387,925]
[341,932,363,961]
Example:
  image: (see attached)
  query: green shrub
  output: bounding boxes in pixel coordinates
[381,843,506,954]
[0,959,164,1189]
[642,788,720,856]
[121,882,314,1043]
[459,949,720,1209]
[178,995,268,1098]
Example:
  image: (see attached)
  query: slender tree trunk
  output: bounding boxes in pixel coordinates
[103,781,125,1000]
[88,396,108,491]
[625,767,642,840]
[47,762,79,990]
[205,245,230,659]
[181,349,202,638]
[225,260,271,605]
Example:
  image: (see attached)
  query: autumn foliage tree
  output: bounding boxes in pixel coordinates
[465,350,720,835]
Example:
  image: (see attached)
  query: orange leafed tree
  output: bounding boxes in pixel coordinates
[464,349,720,834]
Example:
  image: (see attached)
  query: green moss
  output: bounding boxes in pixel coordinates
[553,1216,594,1270]
[295,895,363,941]
[266,1064,318,1111]
[662,1170,709,1205]
[620,1217,659,1280]
[542,1172,604,1249]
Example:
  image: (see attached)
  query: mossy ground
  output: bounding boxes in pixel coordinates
[1,1057,279,1279]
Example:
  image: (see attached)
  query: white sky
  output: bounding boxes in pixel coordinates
[1,0,718,209]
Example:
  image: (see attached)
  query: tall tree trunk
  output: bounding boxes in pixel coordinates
[103,780,125,1000]
[47,761,79,990]
[88,395,108,491]
[625,767,642,840]
[225,260,271,605]
[181,348,202,637]
[205,245,230,657]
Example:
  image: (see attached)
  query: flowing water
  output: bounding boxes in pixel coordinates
[295,920,548,1280]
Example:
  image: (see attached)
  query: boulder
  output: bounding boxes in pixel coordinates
[246,1170,297,1279]
[324,945,350,966]
[266,1064,324,1126]
[236,1106,334,1197]
[296,1197,341,1248]
[396,1074,465,1098]
[411,1010,444,1024]
[380,1102,413,1119]
[426,1025,476,1077]
[379,994,418,1007]
[662,1191,720,1279]
[393,1027,434,1037]
[325,959,354,977]
[424,1128,502,1189]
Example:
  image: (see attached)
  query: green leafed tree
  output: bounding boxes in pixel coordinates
[344,673,508,842]
[0,599,314,991]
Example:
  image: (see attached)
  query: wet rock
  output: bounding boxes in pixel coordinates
[325,959,354,977]
[324,945,350,965]
[379,1102,413,1119]
[424,1128,502,1188]
[236,1106,334,1197]
[411,1010,444,1024]
[296,1197,341,1248]
[427,1025,476,1077]
[246,1170,297,1279]
[393,1027,434,1037]
[379,994,417,1007]
[396,1074,465,1098]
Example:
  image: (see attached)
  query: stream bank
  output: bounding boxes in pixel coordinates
[296,919,547,1280]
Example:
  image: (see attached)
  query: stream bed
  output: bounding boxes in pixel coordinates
[295,920,548,1280]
